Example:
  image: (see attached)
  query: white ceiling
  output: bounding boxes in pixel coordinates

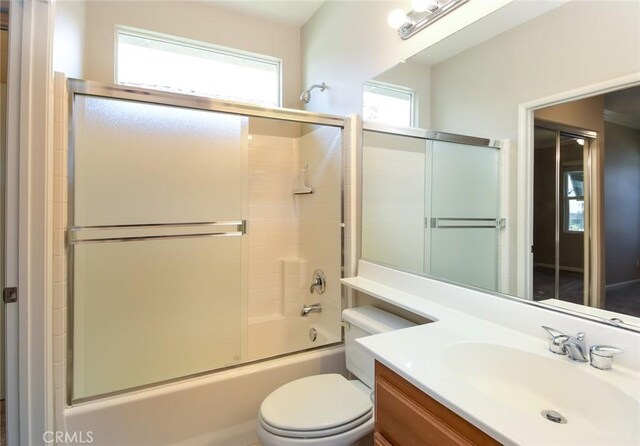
[202,0,325,27]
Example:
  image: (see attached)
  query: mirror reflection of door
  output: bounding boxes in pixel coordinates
[533,126,591,306]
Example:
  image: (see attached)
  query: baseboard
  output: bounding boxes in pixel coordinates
[533,263,584,273]
[605,278,640,290]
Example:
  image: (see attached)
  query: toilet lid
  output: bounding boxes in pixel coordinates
[260,374,373,432]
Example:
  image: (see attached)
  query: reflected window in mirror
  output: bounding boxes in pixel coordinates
[363,81,415,127]
[564,170,584,233]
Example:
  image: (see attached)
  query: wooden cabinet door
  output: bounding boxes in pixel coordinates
[375,361,501,446]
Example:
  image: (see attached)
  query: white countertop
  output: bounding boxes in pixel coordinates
[342,263,640,446]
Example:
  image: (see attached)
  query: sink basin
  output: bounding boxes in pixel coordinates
[443,342,640,445]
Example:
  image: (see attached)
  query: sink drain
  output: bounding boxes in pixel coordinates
[541,410,567,424]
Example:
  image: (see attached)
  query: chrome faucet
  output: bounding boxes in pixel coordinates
[541,326,624,369]
[563,332,589,363]
[301,303,322,317]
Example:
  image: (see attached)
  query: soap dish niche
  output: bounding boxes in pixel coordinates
[293,163,313,195]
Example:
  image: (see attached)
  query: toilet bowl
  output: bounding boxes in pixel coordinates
[257,307,414,446]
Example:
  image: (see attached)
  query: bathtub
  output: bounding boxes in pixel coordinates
[64,346,346,446]
[247,313,341,361]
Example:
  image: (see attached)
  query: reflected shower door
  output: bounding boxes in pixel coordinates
[428,140,501,291]
[71,96,246,400]
[362,131,426,273]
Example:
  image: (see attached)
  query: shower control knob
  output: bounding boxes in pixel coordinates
[310,269,326,294]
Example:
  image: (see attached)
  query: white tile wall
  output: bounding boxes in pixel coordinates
[246,126,347,359]
[247,134,299,320]
[52,72,68,433]
[297,126,343,341]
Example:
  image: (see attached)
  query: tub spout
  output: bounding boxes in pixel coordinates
[301,303,322,317]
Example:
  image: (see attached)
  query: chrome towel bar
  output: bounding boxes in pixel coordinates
[430,218,506,229]
[69,220,246,244]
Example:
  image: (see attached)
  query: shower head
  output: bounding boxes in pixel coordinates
[300,82,327,104]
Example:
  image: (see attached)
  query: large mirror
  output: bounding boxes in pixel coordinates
[361,0,640,327]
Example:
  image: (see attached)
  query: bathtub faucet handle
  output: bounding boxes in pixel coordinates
[310,269,326,294]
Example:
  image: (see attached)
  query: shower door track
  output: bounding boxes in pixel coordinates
[362,121,502,148]
[67,78,346,127]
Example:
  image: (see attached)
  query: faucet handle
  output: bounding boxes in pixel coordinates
[541,326,570,355]
[589,345,624,370]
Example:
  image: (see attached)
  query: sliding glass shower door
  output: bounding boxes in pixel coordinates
[427,140,501,291]
[71,96,246,400]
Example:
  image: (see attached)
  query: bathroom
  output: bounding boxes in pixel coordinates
[1,0,639,445]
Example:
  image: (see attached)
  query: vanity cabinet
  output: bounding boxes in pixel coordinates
[374,361,501,446]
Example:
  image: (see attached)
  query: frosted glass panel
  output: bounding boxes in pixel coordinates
[429,141,500,290]
[73,236,243,399]
[430,229,498,290]
[362,131,425,272]
[73,95,243,226]
[430,141,499,217]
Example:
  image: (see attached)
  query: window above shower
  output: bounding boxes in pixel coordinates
[116,27,282,107]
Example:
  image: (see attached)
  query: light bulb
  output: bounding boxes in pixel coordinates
[411,0,430,13]
[576,138,585,146]
[387,9,408,29]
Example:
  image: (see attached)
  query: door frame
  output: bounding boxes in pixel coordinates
[6,0,56,444]
[517,72,640,306]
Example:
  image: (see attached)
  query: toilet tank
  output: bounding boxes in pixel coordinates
[342,307,415,389]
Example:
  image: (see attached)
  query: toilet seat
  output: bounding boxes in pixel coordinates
[259,410,372,439]
[258,374,373,439]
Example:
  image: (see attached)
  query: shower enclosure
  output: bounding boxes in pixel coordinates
[66,80,345,402]
[361,124,505,293]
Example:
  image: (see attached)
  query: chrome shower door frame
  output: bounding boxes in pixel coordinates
[66,79,347,404]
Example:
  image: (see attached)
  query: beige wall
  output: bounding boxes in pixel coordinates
[300,0,514,117]
[430,0,639,140]
[53,0,86,78]
[536,96,606,136]
[83,1,302,108]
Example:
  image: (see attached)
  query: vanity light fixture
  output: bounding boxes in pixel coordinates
[388,0,471,40]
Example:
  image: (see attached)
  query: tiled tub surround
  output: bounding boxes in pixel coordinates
[246,126,343,360]
[247,133,299,322]
[344,261,640,445]
[53,72,69,433]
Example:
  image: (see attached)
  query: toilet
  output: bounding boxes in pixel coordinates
[257,307,415,446]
